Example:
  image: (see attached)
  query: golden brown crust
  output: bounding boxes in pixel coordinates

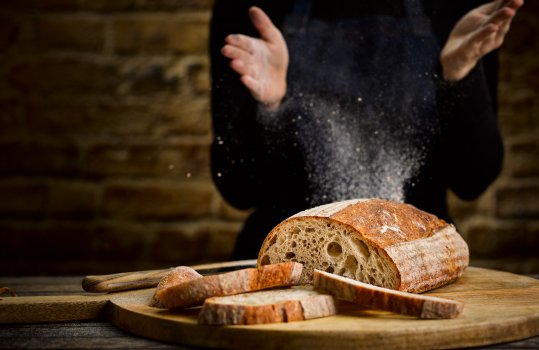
[157,262,303,309]
[199,299,305,325]
[197,287,337,325]
[150,266,202,307]
[329,199,448,248]
[313,269,463,319]
[386,225,469,292]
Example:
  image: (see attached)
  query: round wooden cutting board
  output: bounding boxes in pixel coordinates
[108,267,539,350]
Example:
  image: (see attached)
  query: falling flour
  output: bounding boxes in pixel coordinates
[257,90,430,208]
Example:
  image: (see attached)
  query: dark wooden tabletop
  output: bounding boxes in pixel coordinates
[1,275,538,350]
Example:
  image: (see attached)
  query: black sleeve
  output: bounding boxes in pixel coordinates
[209,0,260,210]
[427,0,504,200]
[437,63,504,200]
[209,1,293,210]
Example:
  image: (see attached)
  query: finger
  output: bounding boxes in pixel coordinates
[496,0,523,36]
[487,6,516,40]
[229,59,252,77]
[489,6,516,26]
[221,44,251,62]
[248,6,282,43]
[497,0,522,33]
[495,12,517,44]
[225,34,256,54]
[463,23,499,55]
[475,23,499,43]
[508,0,524,10]
[498,0,523,11]
[478,1,502,15]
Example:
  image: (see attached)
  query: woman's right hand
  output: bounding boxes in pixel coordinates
[221,6,289,110]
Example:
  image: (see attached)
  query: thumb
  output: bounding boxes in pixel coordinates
[249,6,282,43]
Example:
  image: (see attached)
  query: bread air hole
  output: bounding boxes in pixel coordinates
[351,238,370,258]
[327,242,343,258]
[345,255,358,274]
[285,252,296,259]
[260,255,270,265]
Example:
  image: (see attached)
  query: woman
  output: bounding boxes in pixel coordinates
[209,0,523,259]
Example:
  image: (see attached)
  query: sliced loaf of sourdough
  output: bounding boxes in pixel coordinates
[157,262,303,309]
[198,286,337,325]
[257,198,469,293]
[314,269,463,319]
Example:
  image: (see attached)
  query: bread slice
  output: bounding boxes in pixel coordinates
[314,269,463,319]
[198,286,337,325]
[257,198,469,293]
[150,266,202,307]
[157,262,303,309]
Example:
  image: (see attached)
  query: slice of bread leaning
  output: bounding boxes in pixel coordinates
[198,286,337,325]
[257,199,469,293]
[314,269,463,319]
[156,262,303,309]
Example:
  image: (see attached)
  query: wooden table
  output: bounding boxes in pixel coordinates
[1,275,539,350]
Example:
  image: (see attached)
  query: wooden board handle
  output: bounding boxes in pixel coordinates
[82,259,257,293]
[0,294,111,324]
[82,269,172,293]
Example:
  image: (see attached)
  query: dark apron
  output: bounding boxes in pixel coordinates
[279,0,441,206]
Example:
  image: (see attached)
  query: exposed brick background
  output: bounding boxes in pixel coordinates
[0,1,537,275]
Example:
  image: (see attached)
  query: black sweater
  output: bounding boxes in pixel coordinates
[209,0,504,258]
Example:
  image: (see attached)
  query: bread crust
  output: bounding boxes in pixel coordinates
[314,269,463,319]
[197,287,337,325]
[257,199,469,293]
[157,262,303,309]
[150,266,202,307]
[385,224,469,293]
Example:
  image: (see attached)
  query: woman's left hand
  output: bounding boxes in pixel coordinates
[440,0,524,82]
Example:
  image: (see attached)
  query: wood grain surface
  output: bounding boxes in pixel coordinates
[1,267,539,350]
[108,267,539,350]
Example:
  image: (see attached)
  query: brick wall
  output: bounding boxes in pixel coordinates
[0,1,537,275]
[0,0,248,275]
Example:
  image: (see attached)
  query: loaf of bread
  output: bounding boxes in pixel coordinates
[156,262,303,309]
[257,199,469,293]
[314,269,463,319]
[198,286,337,325]
[150,266,202,307]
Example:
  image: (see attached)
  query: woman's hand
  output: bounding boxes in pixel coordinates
[440,0,524,82]
[221,6,289,110]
